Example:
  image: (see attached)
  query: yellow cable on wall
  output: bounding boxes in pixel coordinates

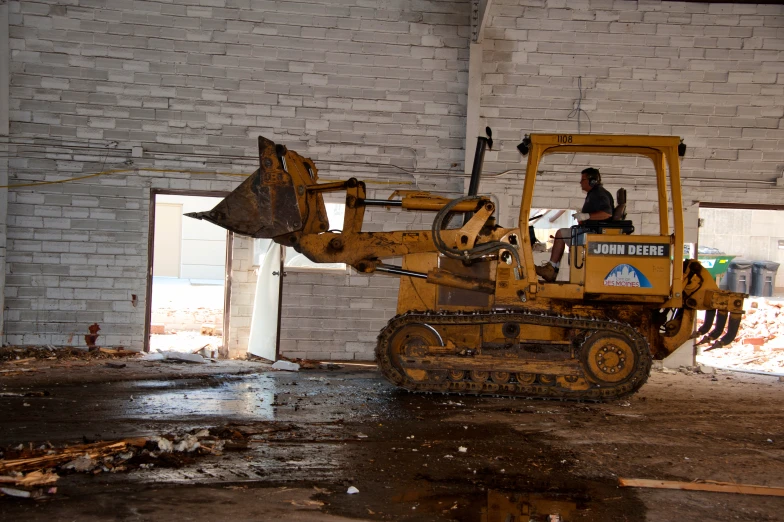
[0,167,414,189]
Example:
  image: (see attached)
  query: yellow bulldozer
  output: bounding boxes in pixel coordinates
[188,132,745,401]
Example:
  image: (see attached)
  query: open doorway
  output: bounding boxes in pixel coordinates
[696,204,784,374]
[145,191,231,357]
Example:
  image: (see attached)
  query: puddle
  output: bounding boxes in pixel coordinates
[326,481,643,522]
[409,489,583,522]
[0,372,395,445]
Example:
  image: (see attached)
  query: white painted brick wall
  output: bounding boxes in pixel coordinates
[2,0,473,352]
[481,0,784,224]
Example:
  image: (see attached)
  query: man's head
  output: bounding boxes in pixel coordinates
[580,167,601,192]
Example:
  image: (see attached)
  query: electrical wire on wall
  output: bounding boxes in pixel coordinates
[567,76,591,135]
[0,135,474,189]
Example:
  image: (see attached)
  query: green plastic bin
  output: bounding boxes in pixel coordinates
[698,255,736,280]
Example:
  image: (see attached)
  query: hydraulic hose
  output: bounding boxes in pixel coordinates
[431,195,522,272]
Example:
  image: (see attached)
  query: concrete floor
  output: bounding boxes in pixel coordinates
[0,359,783,521]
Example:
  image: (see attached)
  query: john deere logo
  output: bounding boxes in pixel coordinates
[604,264,652,288]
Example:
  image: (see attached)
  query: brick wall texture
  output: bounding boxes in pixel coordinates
[2,0,783,359]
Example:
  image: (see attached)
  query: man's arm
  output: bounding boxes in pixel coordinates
[586,209,612,220]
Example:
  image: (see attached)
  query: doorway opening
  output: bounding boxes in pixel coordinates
[145,191,231,357]
[695,203,784,375]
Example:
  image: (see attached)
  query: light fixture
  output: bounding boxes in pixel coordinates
[517,135,531,156]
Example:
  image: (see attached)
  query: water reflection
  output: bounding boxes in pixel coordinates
[481,490,577,522]
[124,379,276,420]
[393,485,582,522]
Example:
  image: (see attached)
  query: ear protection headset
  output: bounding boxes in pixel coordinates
[582,168,601,187]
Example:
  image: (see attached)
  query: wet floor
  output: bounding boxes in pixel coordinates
[2,366,783,521]
[0,369,647,521]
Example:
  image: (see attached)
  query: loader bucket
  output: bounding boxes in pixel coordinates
[186,136,327,238]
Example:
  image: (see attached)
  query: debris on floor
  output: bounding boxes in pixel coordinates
[697,298,784,373]
[0,438,148,474]
[737,299,783,344]
[98,348,137,357]
[619,477,784,497]
[140,351,209,364]
[272,360,300,372]
[0,426,255,499]
[149,332,223,356]
[0,486,58,499]
[0,471,59,487]
[0,346,139,363]
[276,355,318,369]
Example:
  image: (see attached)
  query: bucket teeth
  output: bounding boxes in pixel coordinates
[706,312,743,350]
[692,309,716,338]
[707,311,729,340]
[696,311,728,346]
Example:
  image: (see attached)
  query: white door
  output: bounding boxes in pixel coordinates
[247,240,283,360]
[153,203,183,277]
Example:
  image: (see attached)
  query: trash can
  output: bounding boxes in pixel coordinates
[751,260,780,297]
[725,258,752,294]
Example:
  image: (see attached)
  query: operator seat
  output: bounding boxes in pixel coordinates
[612,188,627,221]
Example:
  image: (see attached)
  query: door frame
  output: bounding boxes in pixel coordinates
[699,203,784,211]
[144,189,231,353]
[274,245,284,360]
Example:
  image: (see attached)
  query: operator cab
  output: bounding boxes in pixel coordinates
[508,133,686,307]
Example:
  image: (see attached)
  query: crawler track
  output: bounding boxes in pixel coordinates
[375,310,652,401]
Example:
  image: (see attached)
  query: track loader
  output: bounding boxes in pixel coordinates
[188,132,745,400]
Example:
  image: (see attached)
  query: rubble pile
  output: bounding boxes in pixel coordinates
[697,299,784,373]
[0,346,137,363]
[0,428,243,499]
[733,299,784,346]
[150,306,223,334]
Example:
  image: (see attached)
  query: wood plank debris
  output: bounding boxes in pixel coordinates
[0,471,59,487]
[8,358,36,364]
[0,438,148,473]
[619,478,784,497]
[98,348,137,356]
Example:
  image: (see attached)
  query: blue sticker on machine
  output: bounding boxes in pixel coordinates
[604,264,653,288]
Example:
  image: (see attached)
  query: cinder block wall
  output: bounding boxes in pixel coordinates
[480,0,784,233]
[3,0,784,358]
[3,0,471,352]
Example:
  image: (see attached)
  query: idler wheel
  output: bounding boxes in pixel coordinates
[387,323,443,374]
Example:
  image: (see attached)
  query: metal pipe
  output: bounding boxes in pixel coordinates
[305,180,349,192]
[463,135,490,225]
[467,137,489,196]
[376,264,427,279]
[362,199,403,207]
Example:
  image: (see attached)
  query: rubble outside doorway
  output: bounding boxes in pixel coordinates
[150,277,224,358]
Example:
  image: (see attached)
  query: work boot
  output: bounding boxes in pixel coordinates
[535,262,558,282]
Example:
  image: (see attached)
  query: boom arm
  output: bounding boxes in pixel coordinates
[186,136,514,286]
